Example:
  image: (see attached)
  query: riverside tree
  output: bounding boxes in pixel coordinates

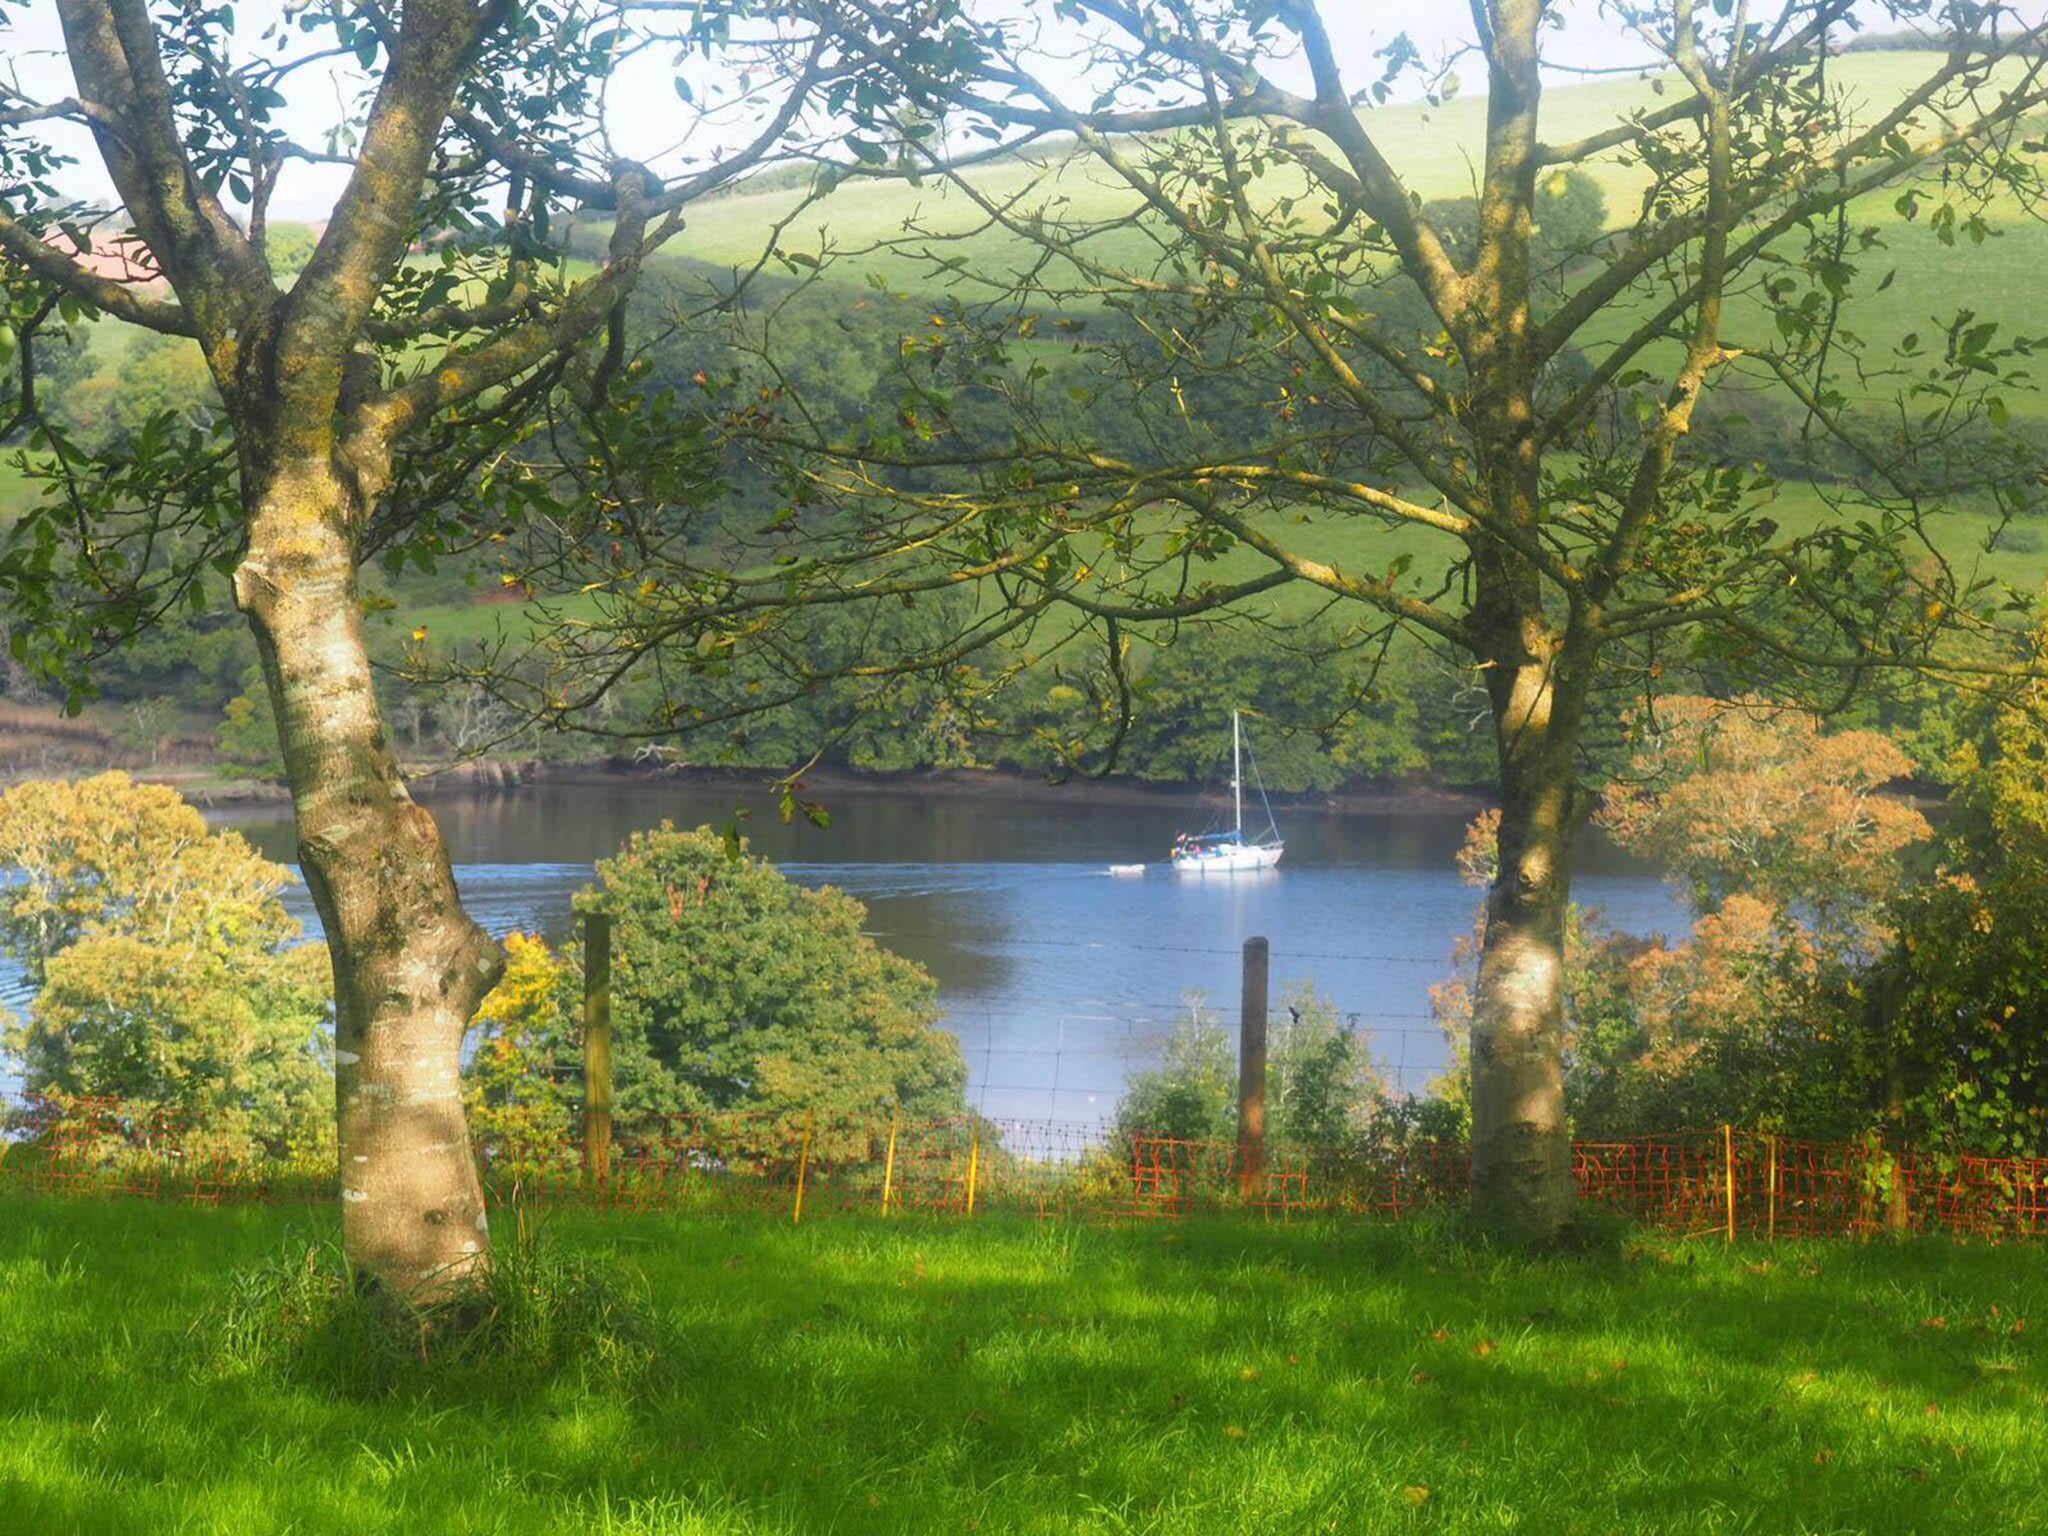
[725,0,2048,1239]
[0,773,332,1156]
[0,1,881,1297]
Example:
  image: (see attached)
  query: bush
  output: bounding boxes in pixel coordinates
[576,824,968,1138]
[464,932,579,1179]
[1115,985,1431,1157]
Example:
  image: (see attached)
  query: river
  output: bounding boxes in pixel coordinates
[4,781,1689,1120]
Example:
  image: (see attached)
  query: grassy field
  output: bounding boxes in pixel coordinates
[670,51,2048,420]
[2,1195,2045,1534]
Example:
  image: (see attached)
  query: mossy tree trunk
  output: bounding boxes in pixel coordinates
[38,0,580,1297]
[235,455,502,1292]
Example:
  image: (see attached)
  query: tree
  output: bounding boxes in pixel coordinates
[573,825,968,1138]
[0,773,331,1157]
[0,3,864,1296]
[1866,669,2048,1156]
[216,666,284,781]
[0,771,297,985]
[464,931,578,1179]
[16,931,333,1162]
[1439,703,1934,1140]
[770,0,2048,1239]
[1598,697,1930,946]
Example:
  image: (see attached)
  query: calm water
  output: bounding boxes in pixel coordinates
[4,782,1689,1119]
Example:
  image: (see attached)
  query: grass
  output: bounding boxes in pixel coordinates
[1,1194,2045,1534]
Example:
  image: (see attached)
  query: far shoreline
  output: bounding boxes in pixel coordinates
[411,758,1496,818]
[144,756,1494,819]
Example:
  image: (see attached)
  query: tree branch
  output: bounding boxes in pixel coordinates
[0,213,195,335]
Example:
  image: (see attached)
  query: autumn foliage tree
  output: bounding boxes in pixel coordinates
[1597,697,1931,945]
[1439,702,1933,1137]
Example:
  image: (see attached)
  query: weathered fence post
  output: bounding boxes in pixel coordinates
[1766,1132,1778,1242]
[583,912,613,1188]
[1237,936,1269,1202]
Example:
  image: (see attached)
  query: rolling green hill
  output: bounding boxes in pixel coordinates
[655,51,2048,428]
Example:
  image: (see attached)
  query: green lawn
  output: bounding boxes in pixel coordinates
[2,1195,2045,1534]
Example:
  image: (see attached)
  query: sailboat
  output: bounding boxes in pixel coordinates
[1170,709,1284,874]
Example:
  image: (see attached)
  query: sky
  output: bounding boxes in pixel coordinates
[0,0,2004,224]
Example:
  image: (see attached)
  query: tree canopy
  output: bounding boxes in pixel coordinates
[0,773,331,1158]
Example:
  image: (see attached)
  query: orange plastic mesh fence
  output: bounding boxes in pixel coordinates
[6,1095,2048,1240]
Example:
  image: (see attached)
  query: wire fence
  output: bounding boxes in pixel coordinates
[5,1094,2045,1242]
[944,997,1454,1124]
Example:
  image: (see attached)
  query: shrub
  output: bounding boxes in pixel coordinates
[576,824,968,1139]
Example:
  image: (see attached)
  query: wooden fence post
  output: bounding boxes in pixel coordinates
[1237,936,1269,1202]
[1766,1133,1778,1242]
[583,912,613,1187]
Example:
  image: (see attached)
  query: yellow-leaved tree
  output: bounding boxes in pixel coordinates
[0,773,331,1161]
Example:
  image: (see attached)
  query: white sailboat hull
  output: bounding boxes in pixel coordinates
[1171,841,1284,874]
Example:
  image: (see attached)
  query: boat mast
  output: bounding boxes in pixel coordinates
[1233,709,1243,837]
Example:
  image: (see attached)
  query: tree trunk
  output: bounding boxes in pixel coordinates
[234,461,502,1301]
[1469,637,1584,1243]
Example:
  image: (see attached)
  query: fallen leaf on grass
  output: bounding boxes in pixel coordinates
[1222,1424,1248,1440]
[1921,1316,1948,1330]
[1240,1367,1261,1382]
[1401,1486,1431,1507]
[1410,1370,1432,1386]
[1473,1339,1496,1358]
[1814,1449,1835,1465]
